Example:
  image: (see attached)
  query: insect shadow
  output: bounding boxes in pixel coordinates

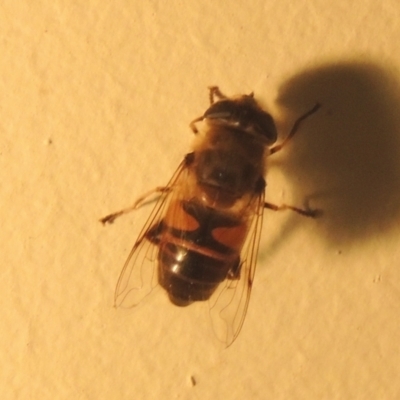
[268,60,400,249]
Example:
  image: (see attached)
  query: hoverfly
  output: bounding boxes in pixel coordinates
[101,86,320,346]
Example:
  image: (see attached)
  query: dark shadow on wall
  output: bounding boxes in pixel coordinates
[268,60,400,248]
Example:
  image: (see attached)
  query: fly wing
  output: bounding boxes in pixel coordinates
[114,158,189,308]
[208,191,265,346]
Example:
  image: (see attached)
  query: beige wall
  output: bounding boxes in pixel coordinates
[2,1,400,399]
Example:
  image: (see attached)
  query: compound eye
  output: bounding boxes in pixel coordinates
[203,100,237,121]
[253,112,277,144]
[203,96,278,145]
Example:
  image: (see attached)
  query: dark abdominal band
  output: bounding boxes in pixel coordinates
[157,201,239,305]
[158,241,236,305]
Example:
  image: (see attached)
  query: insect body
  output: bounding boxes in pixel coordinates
[101,87,320,346]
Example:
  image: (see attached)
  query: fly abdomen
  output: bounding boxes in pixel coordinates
[158,242,236,306]
[157,199,244,306]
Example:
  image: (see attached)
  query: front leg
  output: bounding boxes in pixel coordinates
[100,186,171,225]
[264,201,321,218]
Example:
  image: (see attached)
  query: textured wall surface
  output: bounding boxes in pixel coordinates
[2,1,400,399]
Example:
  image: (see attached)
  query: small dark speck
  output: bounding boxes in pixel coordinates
[190,376,196,386]
[373,275,381,283]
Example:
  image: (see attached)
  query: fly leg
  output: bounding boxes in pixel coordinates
[208,86,254,104]
[189,86,228,133]
[189,116,204,134]
[208,86,228,103]
[189,86,226,133]
[100,186,171,225]
[269,103,321,155]
[227,258,241,280]
[264,201,321,218]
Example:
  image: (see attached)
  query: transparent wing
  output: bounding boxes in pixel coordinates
[114,159,189,308]
[208,191,265,346]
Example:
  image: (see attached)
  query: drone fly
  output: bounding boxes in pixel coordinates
[101,86,320,346]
